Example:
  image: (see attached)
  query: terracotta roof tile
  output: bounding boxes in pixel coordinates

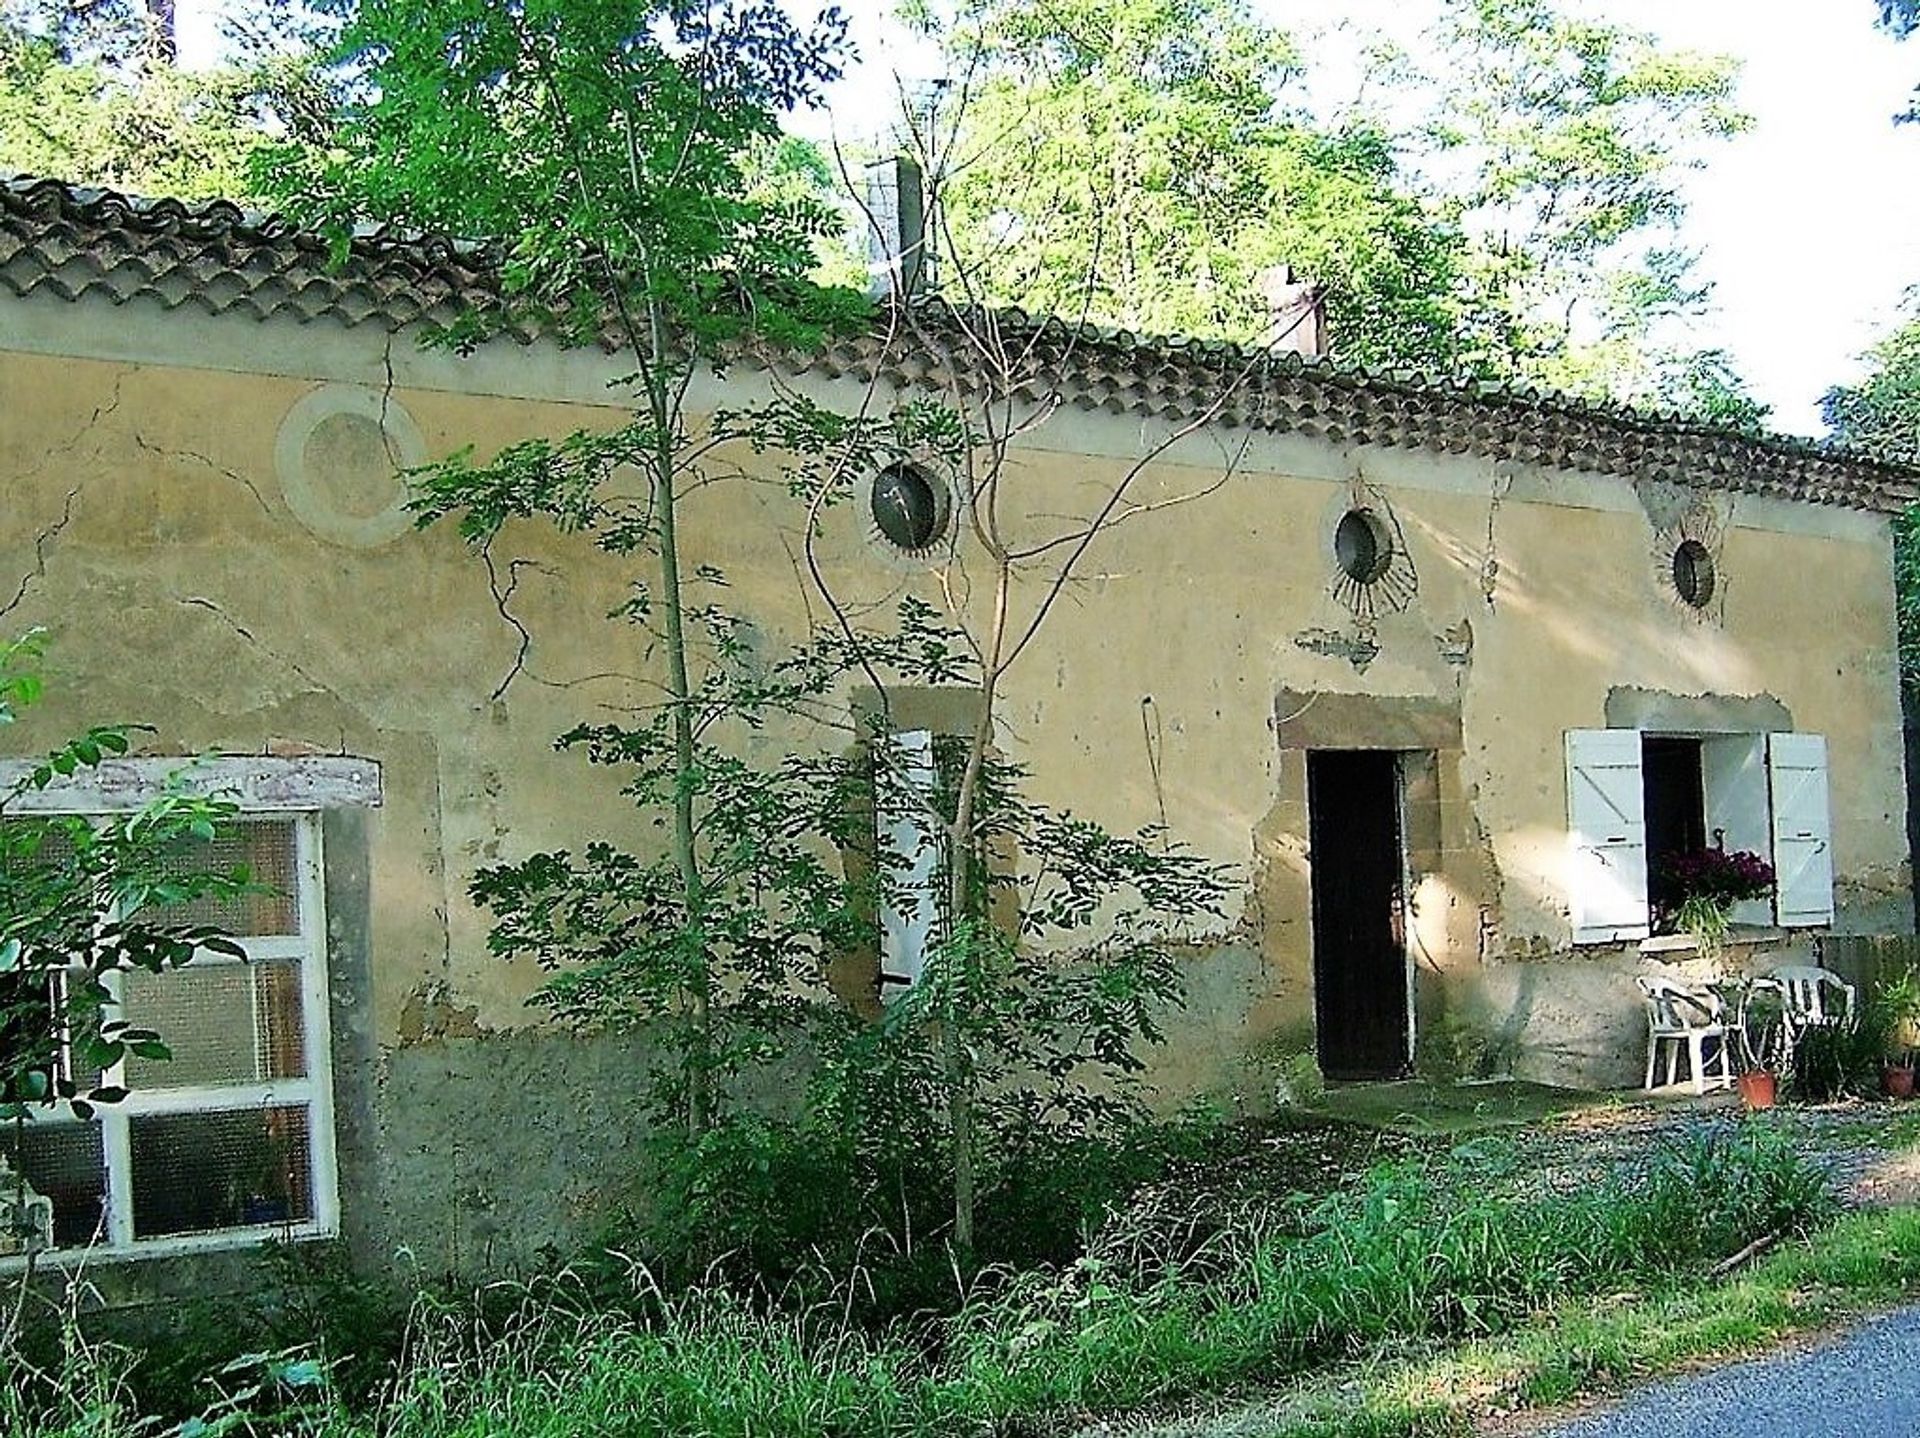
[5,173,1917,514]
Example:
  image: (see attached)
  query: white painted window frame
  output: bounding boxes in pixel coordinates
[1566,726,1836,945]
[877,728,940,994]
[2,811,339,1265]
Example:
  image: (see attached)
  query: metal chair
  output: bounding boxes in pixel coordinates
[1636,975,1738,1094]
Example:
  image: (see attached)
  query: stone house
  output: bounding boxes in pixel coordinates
[0,175,1915,1287]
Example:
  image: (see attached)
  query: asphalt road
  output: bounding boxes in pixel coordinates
[1542,1306,1920,1437]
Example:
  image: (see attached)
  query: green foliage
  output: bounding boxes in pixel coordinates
[0,6,332,202]
[1788,1017,1889,1102]
[1823,292,1920,458]
[913,0,1764,418]
[278,0,863,355]
[1822,293,1920,688]
[0,630,250,1125]
[917,0,1474,372]
[1415,0,1754,405]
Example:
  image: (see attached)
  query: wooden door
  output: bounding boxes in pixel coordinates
[1307,750,1410,1080]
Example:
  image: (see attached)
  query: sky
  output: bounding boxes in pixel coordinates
[177,0,1920,436]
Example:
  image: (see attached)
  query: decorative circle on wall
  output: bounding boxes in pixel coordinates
[870,462,950,554]
[1647,499,1725,620]
[1671,539,1716,609]
[1335,508,1393,584]
[274,385,426,549]
[1326,500,1417,621]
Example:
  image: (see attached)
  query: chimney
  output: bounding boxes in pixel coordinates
[1256,264,1330,358]
[866,154,931,301]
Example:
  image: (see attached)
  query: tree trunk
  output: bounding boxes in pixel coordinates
[942,555,1012,1255]
[645,303,709,1139]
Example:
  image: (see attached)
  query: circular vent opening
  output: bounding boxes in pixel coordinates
[871,464,947,552]
[1672,539,1716,608]
[1334,508,1393,585]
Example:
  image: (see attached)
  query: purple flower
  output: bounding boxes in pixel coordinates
[1660,846,1776,905]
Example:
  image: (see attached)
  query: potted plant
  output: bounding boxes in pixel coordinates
[1734,979,1785,1111]
[1659,846,1776,953]
[1878,965,1920,1098]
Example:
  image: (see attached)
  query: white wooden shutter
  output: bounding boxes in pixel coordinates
[1565,729,1650,943]
[1702,733,1774,928]
[878,728,939,990]
[1768,732,1834,928]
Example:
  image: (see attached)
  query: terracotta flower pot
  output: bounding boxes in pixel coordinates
[1885,1064,1917,1100]
[1738,1070,1777,1111]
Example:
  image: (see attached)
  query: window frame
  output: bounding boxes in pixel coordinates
[1565,727,1835,946]
[2,811,339,1265]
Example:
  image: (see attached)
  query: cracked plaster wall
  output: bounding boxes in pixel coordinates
[0,318,1912,1277]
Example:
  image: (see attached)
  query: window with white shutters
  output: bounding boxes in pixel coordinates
[1702,733,1774,928]
[1565,727,1837,944]
[1565,729,1652,943]
[877,728,940,992]
[1768,732,1835,928]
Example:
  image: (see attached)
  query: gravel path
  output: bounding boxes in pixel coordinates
[1538,1306,1920,1437]
[1506,1096,1920,1209]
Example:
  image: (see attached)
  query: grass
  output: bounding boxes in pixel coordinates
[1160,1205,1920,1438]
[0,1120,1841,1438]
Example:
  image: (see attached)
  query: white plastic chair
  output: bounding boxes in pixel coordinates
[1766,965,1856,1029]
[1761,965,1857,1072]
[1637,975,1737,1094]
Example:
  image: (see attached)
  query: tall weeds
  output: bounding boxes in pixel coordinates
[1,1121,1833,1438]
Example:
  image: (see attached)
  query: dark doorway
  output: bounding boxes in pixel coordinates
[1307,750,1410,1081]
[1642,736,1705,928]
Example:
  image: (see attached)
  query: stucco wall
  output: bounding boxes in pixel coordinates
[1,290,1910,1277]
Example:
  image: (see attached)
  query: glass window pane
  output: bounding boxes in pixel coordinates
[130,1106,313,1238]
[1,1121,104,1252]
[1,970,70,1101]
[121,963,306,1088]
[143,820,300,936]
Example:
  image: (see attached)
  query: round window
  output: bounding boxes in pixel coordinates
[1672,539,1716,608]
[1334,508,1393,585]
[871,464,946,552]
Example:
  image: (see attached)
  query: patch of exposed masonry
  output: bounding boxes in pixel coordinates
[1436,617,1473,671]
[1481,468,1513,609]
[1631,477,1701,532]
[397,977,487,1044]
[1295,625,1380,672]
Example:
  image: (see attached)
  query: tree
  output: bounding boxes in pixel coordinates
[272,0,866,1147]
[0,2,337,203]
[1823,295,1920,689]
[1411,0,1753,403]
[268,0,1242,1268]
[908,0,1475,373]
[0,0,176,65]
